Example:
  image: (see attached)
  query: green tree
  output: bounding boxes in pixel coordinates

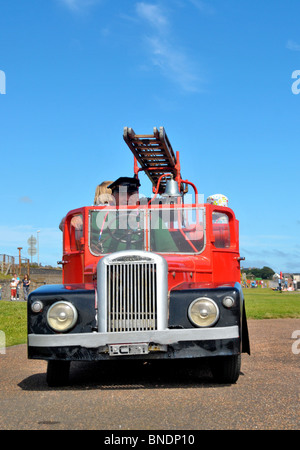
[251,268,261,278]
[260,266,275,280]
[241,266,275,280]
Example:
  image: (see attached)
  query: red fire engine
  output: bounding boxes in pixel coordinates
[28,127,250,386]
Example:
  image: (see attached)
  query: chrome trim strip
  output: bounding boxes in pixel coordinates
[28,325,239,348]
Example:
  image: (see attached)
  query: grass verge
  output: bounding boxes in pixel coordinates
[243,288,300,319]
[0,301,27,347]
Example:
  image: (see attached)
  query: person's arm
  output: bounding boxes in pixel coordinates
[59,217,65,231]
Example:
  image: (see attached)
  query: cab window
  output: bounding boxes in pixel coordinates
[212,212,230,248]
[70,214,83,251]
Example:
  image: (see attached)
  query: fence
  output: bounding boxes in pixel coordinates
[0,254,30,276]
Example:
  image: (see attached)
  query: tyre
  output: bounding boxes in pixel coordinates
[46,360,71,387]
[210,354,241,384]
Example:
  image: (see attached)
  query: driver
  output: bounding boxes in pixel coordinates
[108,177,140,206]
[91,177,143,253]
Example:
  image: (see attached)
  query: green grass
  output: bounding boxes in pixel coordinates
[244,288,300,319]
[0,289,299,348]
[0,273,13,281]
[0,301,27,347]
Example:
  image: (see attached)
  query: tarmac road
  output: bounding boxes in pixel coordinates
[0,319,299,431]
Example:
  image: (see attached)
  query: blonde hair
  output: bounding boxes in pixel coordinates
[94,181,114,205]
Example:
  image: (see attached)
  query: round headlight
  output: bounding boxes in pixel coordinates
[47,301,78,332]
[188,297,219,327]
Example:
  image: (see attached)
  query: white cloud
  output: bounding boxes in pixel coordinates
[59,0,101,12]
[147,36,201,92]
[188,0,215,15]
[135,2,202,92]
[136,2,169,31]
[286,40,300,51]
[239,233,299,273]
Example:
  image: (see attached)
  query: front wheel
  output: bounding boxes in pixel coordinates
[46,360,70,387]
[210,354,241,384]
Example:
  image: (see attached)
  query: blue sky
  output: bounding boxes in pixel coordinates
[0,0,299,273]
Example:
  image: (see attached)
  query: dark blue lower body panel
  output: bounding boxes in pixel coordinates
[28,338,240,362]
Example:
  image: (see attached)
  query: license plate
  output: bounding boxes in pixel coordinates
[109,343,149,356]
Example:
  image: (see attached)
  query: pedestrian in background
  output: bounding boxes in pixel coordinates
[22,274,30,301]
[10,278,17,300]
[13,273,20,300]
[293,279,297,291]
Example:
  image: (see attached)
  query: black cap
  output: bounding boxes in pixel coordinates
[108,177,140,192]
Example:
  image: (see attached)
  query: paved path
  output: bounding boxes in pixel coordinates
[0,319,299,430]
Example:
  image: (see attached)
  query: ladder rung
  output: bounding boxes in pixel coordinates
[123,126,182,192]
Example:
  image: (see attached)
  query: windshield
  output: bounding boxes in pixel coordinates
[89,207,205,255]
[90,209,146,254]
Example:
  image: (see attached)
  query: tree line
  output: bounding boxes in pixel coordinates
[242,266,275,280]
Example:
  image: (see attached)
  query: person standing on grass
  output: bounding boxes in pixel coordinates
[10,278,17,301]
[13,273,20,300]
[22,274,30,301]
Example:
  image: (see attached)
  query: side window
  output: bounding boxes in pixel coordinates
[212,212,230,248]
[70,214,83,251]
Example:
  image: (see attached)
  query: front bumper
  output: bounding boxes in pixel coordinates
[28,326,240,361]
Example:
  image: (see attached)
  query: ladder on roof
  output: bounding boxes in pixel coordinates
[123,126,182,194]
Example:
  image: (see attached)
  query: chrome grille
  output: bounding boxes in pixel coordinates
[106,261,157,332]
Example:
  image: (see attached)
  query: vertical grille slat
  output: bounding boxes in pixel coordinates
[106,260,157,332]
